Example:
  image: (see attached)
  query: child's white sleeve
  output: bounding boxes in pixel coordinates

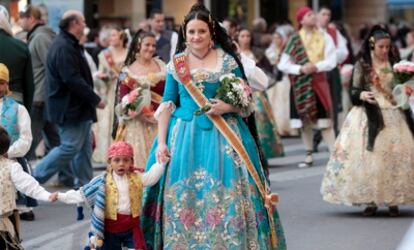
[8,105,32,158]
[141,162,165,187]
[58,190,84,204]
[11,162,50,201]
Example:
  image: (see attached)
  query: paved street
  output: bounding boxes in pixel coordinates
[21,137,414,250]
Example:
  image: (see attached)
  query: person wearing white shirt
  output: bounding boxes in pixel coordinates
[278,7,337,168]
[0,98,32,159]
[0,63,39,221]
[237,27,285,161]
[314,6,350,147]
[318,6,349,65]
[0,125,55,250]
[55,141,167,250]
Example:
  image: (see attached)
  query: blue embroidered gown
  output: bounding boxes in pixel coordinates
[141,49,286,250]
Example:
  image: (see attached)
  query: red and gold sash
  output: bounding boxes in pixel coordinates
[173,53,279,247]
[151,91,162,105]
[120,72,162,105]
[104,50,121,76]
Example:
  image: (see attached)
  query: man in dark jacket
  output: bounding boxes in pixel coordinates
[20,5,75,190]
[150,10,177,63]
[0,5,34,111]
[33,10,105,188]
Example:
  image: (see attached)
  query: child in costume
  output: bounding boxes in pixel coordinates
[0,126,56,249]
[0,63,37,221]
[56,141,167,250]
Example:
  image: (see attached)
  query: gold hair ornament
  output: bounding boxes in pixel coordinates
[209,13,216,38]
[369,36,375,49]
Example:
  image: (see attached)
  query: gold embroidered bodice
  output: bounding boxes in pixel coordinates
[299,28,325,63]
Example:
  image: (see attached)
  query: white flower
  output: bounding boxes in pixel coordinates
[219,73,236,82]
[121,95,129,107]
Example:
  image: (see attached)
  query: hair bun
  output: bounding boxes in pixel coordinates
[189,3,210,13]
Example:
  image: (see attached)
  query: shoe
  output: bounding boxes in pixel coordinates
[77,206,84,221]
[298,151,313,168]
[388,206,399,217]
[362,206,378,216]
[20,211,35,221]
[313,132,322,152]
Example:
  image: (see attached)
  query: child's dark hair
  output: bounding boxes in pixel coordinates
[0,126,10,155]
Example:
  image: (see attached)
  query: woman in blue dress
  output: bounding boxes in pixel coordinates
[141,4,286,249]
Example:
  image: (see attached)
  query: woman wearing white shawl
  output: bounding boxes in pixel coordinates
[0,5,13,36]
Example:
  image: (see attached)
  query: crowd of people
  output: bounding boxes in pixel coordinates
[0,2,413,250]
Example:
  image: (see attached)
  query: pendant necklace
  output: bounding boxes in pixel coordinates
[189,48,211,60]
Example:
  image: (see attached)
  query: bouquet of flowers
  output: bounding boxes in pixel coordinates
[391,60,414,114]
[194,73,253,115]
[115,87,152,122]
[392,60,414,84]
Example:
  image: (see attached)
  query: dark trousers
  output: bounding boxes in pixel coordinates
[313,68,342,149]
[100,230,134,250]
[26,104,74,186]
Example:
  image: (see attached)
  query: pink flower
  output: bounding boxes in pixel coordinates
[401,65,410,72]
[241,81,252,96]
[394,66,402,73]
[178,208,196,229]
[127,110,138,118]
[127,90,140,103]
[230,216,244,230]
[206,208,224,227]
[407,66,414,72]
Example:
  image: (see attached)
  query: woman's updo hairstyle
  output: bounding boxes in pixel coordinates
[176,4,246,80]
[175,4,270,174]
[357,25,399,66]
[124,29,156,66]
[235,26,254,48]
[111,26,129,49]
[177,4,235,54]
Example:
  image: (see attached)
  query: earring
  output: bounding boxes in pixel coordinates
[209,40,214,49]
[135,52,140,60]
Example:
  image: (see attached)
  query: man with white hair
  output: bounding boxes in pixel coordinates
[90,26,110,66]
[0,5,34,111]
[33,10,105,189]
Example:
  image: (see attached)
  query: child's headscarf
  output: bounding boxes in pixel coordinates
[0,63,9,82]
[107,141,134,160]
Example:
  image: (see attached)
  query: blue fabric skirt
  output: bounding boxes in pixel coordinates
[141,115,286,250]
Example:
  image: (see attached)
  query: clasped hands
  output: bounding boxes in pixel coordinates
[48,192,59,202]
[205,98,238,116]
[156,143,171,165]
[360,91,377,104]
[300,62,317,75]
